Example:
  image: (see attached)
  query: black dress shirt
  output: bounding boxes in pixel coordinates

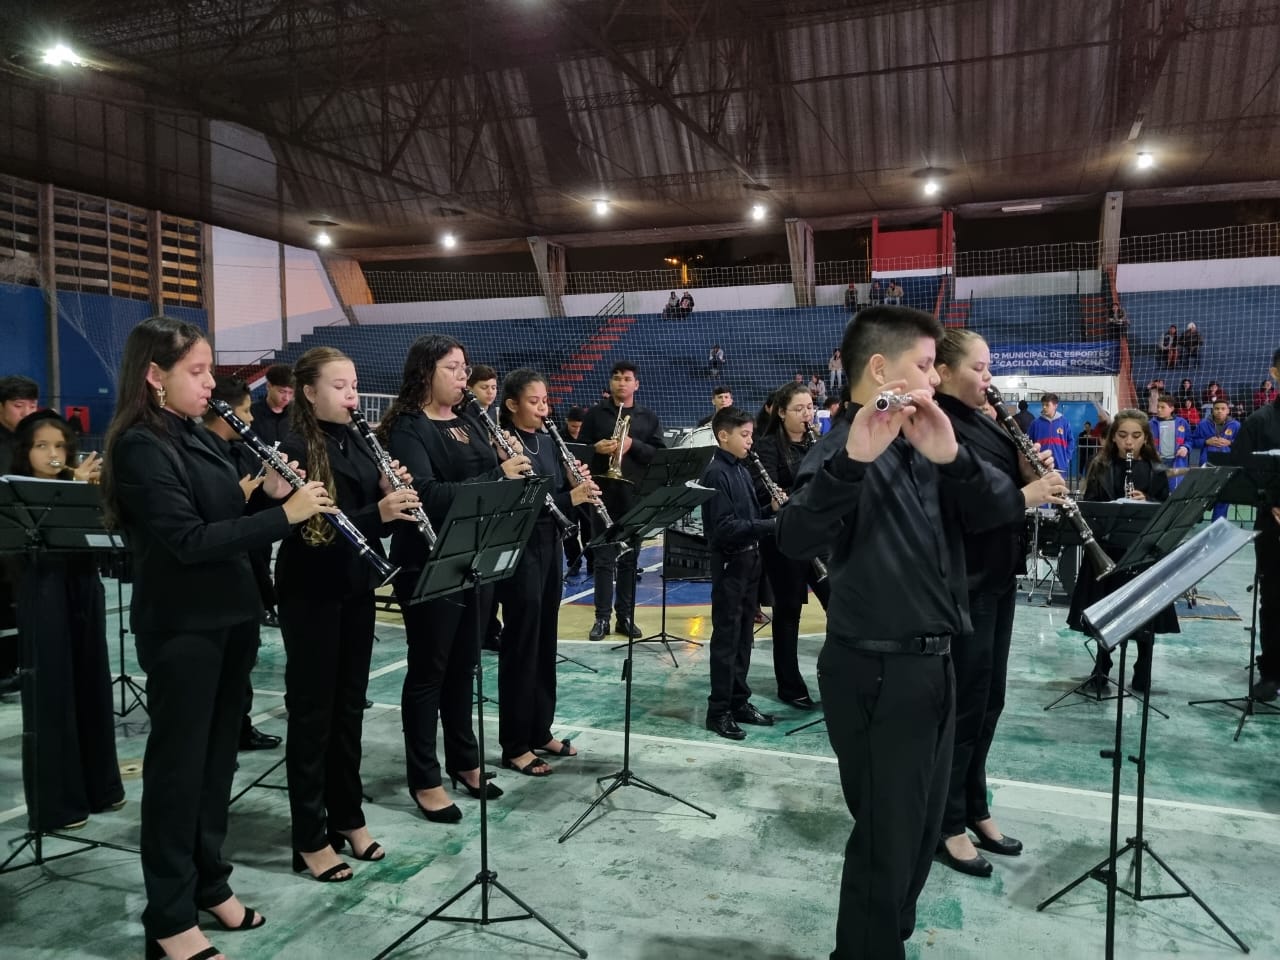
[777,404,1023,645]
[248,399,291,447]
[512,425,574,530]
[702,448,775,553]
[1235,398,1280,524]
[751,431,812,508]
[578,399,665,515]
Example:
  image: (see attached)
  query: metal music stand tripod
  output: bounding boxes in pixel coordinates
[370,477,586,960]
[1189,453,1280,738]
[1037,514,1252,959]
[560,481,717,843]
[0,477,140,874]
[608,446,715,666]
[103,550,147,718]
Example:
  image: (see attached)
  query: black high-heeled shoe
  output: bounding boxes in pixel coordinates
[291,849,352,882]
[327,829,384,861]
[447,770,505,799]
[411,789,462,823]
[199,900,265,931]
[145,938,222,960]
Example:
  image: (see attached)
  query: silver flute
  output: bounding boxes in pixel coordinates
[544,418,614,529]
[984,386,1116,579]
[348,408,437,549]
[461,389,578,537]
[208,399,399,586]
[747,450,828,583]
[873,390,918,412]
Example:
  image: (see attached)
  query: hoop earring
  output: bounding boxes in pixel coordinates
[156,385,167,409]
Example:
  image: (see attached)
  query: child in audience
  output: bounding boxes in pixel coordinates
[1150,395,1190,490]
[1193,398,1240,520]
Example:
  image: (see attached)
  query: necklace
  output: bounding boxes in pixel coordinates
[521,428,541,455]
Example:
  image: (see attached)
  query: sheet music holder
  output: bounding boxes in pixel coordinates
[0,477,137,875]
[633,445,716,497]
[1038,519,1254,959]
[371,476,586,960]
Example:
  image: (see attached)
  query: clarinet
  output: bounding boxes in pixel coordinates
[544,419,614,529]
[348,408,437,549]
[208,399,400,587]
[747,450,828,583]
[1123,452,1135,499]
[461,390,578,537]
[984,387,1116,579]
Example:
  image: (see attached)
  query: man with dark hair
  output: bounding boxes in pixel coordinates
[701,406,775,739]
[1013,399,1034,434]
[578,361,666,641]
[468,364,499,419]
[697,386,734,427]
[1235,346,1280,702]
[201,377,284,752]
[248,363,294,446]
[0,374,40,475]
[777,306,1022,960]
[565,405,586,441]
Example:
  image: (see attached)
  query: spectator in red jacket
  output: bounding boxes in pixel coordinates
[1254,379,1278,412]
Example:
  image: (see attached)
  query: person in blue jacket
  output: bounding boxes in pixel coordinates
[1026,393,1075,475]
[1150,394,1190,490]
[1192,397,1240,518]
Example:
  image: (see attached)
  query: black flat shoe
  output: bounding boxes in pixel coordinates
[411,790,462,823]
[936,841,993,878]
[588,619,609,642]
[327,830,385,861]
[238,726,281,751]
[732,703,775,726]
[200,902,265,931]
[292,850,353,882]
[615,617,643,639]
[705,714,746,740]
[968,822,1023,856]
[447,771,505,799]
[780,695,817,710]
[146,940,222,960]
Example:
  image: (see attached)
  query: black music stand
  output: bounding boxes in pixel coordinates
[608,446,716,665]
[371,477,586,960]
[1188,453,1280,738]
[1037,518,1253,959]
[560,482,717,844]
[0,477,139,874]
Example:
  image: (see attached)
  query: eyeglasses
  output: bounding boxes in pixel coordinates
[786,404,815,414]
[441,363,473,378]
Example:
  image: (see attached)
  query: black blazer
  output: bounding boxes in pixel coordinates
[384,409,506,574]
[937,393,1028,593]
[275,426,389,598]
[114,414,291,634]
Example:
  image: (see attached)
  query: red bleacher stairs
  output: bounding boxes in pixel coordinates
[547,315,636,405]
[935,274,970,328]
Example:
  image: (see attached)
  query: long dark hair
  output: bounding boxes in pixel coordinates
[763,382,813,437]
[1085,408,1160,489]
[375,334,465,444]
[498,368,546,431]
[101,316,206,528]
[290,346,349,546]
[12,414,79,479]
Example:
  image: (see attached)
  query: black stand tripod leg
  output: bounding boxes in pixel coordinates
[556,653,599,673]
[228,756,288,806]
[1138,845,1250,953]
[784,714,827,736]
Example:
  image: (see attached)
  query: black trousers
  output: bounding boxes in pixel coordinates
[18,563,122,831]
[496,524,562,759]
[1257,527,1280,681]
[942,584,1015,837]
[135,620,257,939]
[242,546,275,731]
[761,542,829,702]
[818,643,955,960]
[280,590,375,852]
[707,548,760,718]
[591,509,639,620]
[396,579,484,790]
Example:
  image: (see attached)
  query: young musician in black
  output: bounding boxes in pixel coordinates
[577,361,665,641]
[934,330,1068,877]
[495,369,598,773]
[102,316,333,960]
[752,382,829,709]
[380,336,530,822]
[276,347,420,881]
[1067,410,1173,693]
[702,406,777,739]
[247,363,294,446]
[776,306,1024,960]
[1236,347,1280,702]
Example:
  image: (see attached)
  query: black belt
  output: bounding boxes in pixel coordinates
[716,543,759,557]
[845,634,951,656]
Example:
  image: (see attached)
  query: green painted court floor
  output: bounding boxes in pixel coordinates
[2,541,1279,959]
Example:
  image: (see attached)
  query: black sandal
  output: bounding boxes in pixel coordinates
[328,830,385,861]
[292,850,352,882]
[145,940,222,960]
[533,738,577,757]
[502,756,553,777]
[200,902,265,932]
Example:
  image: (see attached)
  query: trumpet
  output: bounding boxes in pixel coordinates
[747,451,828,583]
[348,408,437,549]
[544,418,614,530]
[605,403,632,482]
[985,386,1116,579]
[208,399,400,586]
[461,389,578,537]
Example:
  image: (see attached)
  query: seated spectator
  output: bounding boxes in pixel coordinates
[1179,396,1201,428]
[793,372,805,385]
[809,374,827,405]
[678,290,695,318]
[1176,378,1195,407]
[1181,322,1202,365]
[662,291,680,321]
[885,281,904,305]
[869,280,883,304]
[1200,380,1224,419]
[1253,378,1277,411]
[707,344,725,378]
[1107,303,1128,329]
[843,282,858,313]
[1160,325,1179,367]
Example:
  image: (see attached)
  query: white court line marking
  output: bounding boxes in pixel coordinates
[559,561,664,606]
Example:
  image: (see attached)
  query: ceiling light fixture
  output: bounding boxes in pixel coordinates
[923,180,940,197]
[1136,151,1155,170]
[41,43,83,67]
[593,199,609,216]
[750,203,766,221]
[1001,203,1043,213]
[441,232,458,249]
[314,231,333,248]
